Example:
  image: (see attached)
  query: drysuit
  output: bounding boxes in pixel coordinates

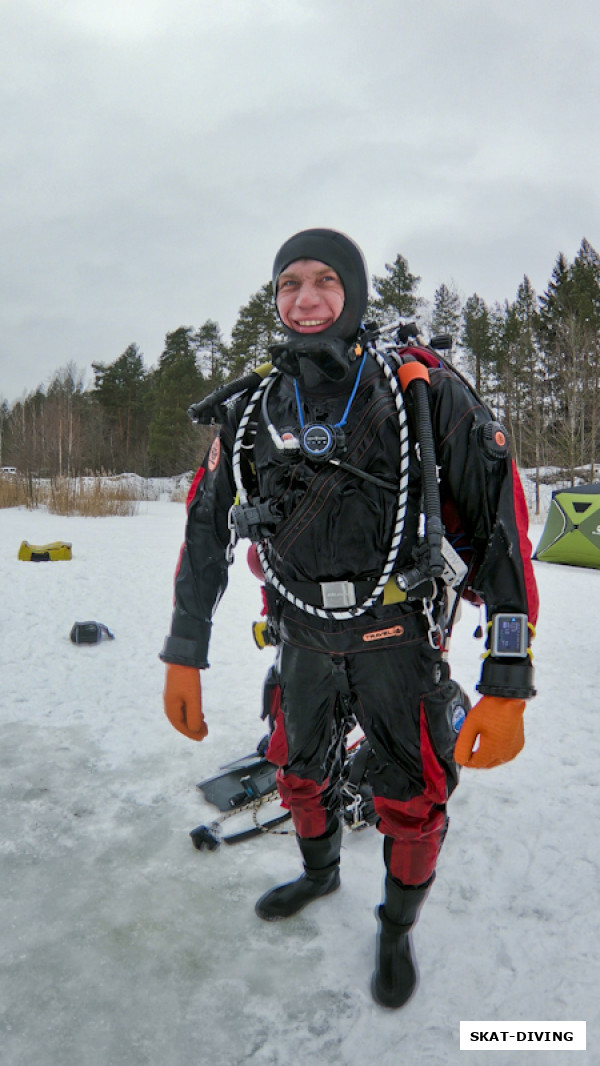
[161,344,538,886]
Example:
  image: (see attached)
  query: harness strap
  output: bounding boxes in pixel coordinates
[275,574,436,608]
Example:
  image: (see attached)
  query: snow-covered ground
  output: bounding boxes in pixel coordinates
[1,491,598,1065]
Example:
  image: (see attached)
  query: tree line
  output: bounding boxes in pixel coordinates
[1,237,599,488]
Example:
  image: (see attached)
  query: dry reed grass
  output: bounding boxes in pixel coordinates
[0,474,141,515]
[46,478,139,516]
[0,474,29,509]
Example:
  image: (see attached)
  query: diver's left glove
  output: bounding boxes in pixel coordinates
[454,695,525,769]
[163,663,208,741]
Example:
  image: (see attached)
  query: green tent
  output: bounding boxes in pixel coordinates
[534,484,600,568]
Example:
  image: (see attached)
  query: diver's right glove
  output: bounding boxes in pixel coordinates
[163,663,208,741]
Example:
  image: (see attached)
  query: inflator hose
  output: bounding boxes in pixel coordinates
[409,377,444,576]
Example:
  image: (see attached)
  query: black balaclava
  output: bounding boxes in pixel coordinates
[270,228,369,382]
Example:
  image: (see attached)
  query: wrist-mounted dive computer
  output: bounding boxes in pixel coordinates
[490,613,529,658]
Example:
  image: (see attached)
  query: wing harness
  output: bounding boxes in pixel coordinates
[226,338,411,621]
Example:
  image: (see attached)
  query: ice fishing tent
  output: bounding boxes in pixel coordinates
[534,484,600,568]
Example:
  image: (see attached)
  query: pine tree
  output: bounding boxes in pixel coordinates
[570,239,600,477]
[371,254,422,326]
[538,252,572,340]
[92,344,149,473]
[461,294,493,394]
[148,328,204,475]
[228,282,282,377]
[194,320,228,384]
[538,243,600,476]
[513,278,542,479]
[430,283,462,346]
[495,279,542,480]
[570,239,600,325]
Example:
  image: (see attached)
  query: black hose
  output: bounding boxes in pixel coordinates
[409,377,444,576]
[188,370,263,424]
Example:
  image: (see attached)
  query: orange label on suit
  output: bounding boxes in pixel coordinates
[207,437,221,472]
[362,624,405,642]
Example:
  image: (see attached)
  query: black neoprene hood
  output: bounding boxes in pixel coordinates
[272,228,369,342]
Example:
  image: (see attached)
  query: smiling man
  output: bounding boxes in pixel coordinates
[161,228,538,1009]
[275,260,345,333]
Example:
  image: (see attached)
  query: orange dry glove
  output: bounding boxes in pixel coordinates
[163,664,208,741]
[454,696,525,769]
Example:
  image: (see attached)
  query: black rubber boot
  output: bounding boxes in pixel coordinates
[255,818,342,921]
[371,873,433,1009]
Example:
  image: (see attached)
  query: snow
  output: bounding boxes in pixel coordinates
[1,493,598,1066]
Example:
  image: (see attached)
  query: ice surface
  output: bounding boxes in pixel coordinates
[1,496,598,1065]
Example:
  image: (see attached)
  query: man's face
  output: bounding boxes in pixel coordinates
[276,259,345,334]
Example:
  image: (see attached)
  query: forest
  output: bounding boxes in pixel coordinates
[1,237,599,494]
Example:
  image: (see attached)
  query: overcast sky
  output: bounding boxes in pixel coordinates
[1,0,599,403]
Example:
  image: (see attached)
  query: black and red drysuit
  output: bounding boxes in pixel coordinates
[161,344,538,886]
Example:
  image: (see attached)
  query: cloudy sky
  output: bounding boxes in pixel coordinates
[1,0,599,403]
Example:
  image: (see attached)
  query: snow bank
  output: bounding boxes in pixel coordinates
[1,501,597,1065]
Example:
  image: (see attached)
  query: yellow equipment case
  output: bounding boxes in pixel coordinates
[18,541,72,562]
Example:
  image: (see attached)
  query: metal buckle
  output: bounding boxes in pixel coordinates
[423,589,443,648]
[225,506,238,564]
[320,580,356,609]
